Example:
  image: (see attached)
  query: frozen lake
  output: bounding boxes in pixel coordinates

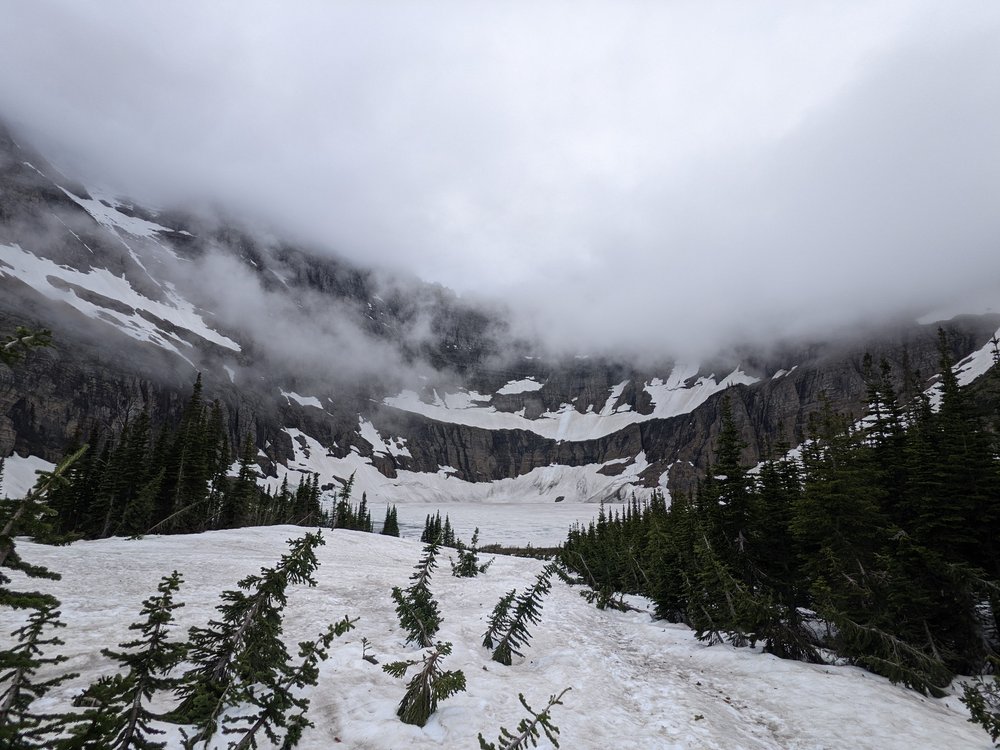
[392,501,626,547]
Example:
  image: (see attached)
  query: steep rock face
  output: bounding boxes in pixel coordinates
[2,117,998,501]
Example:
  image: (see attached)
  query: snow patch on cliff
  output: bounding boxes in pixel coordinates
[277,428,653,510]
[384,365,758,441]
[496,377,543,395]
[281,390,324,409]
[0,243,240,354]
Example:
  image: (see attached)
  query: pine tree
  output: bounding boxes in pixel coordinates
[451,528,492,577]
[421,512,443,544]
[119,470,163,539]
[223,616,355,750]
[391,542,442,647]
[962,658,1000,747]
[382,642,466,727]
[478,687,571,750]
[381,505,400,537]
[219,434,257,530]
[169,533,325,744]
[61,572,187,749]
[484,565,555,666]
[0,603,77,748]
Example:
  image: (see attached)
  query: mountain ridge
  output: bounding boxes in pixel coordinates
[2,117,998,504]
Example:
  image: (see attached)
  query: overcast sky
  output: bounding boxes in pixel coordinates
[1,1,998,357]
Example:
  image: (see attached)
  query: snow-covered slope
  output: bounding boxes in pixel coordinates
[384,365,759,442]
[0,242,239,360]
[280,427,658,508]
[7,527,986,749]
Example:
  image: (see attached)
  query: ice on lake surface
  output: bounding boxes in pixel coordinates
[393,501,626,547]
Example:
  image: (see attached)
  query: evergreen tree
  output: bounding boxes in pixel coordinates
[451,528,492,578]
[223,616,355,750]
[0,603,77,748]
[169,533,326,744]
[484,565,555,666]
[478,687,571,750]
[391,542,442,647]
[119,470,163,539]
[61,572,187,749]
[1,447,88,612]
[382,642,466,727]
[219,434,257,530]
[380,505,400,537]
[962,658,1000,747]
[421,512,443,544]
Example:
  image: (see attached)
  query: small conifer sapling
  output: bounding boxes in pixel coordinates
[0,603,78,748]
[60,571,187,749]
[391,541,442,647]
[483,565,556,666]
[224,616,356,750]
[382,642,466,727]
[451,528,492,578]
[170,532,325,745]
[478,687,571,750]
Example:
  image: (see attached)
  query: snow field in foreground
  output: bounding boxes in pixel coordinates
[8,527,988,749]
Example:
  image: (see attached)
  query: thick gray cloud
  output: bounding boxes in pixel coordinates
[1,1,998,358]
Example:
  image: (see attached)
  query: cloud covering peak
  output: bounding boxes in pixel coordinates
[2,1,998,357]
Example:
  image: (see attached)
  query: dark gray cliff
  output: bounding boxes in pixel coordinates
[2,117,998,498]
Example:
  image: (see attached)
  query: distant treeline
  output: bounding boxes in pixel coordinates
[11,374,399,540]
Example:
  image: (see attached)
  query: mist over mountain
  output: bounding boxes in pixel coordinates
[2,1,1000,509]
[2,113,999,511]
[2,1,998,360]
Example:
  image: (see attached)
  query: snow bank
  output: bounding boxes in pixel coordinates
[280,390,324,409]
[5,528,985,749]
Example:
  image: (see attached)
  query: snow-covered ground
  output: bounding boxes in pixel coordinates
[6,527,988,749]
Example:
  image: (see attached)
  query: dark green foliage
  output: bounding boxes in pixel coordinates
[962,658,1000,747]
[391,542,442,647]
[561,347,1000,701]
[382,642,466,727]
[332,479,373,532]
[169,533,325,744]
[0,604,78,748]
[61,572,187,749]
[451,528,493,578]
[39,374,318,539]
[223,616,355,750]
[420,511,456,547]
[219,433,256,530]
[380,505,400,537]
[478,687,571,750]
[484,565,555,666]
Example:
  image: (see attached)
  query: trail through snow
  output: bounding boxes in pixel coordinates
[7,527,986,749]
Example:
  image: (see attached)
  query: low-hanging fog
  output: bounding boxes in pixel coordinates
[1,1,998,360]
